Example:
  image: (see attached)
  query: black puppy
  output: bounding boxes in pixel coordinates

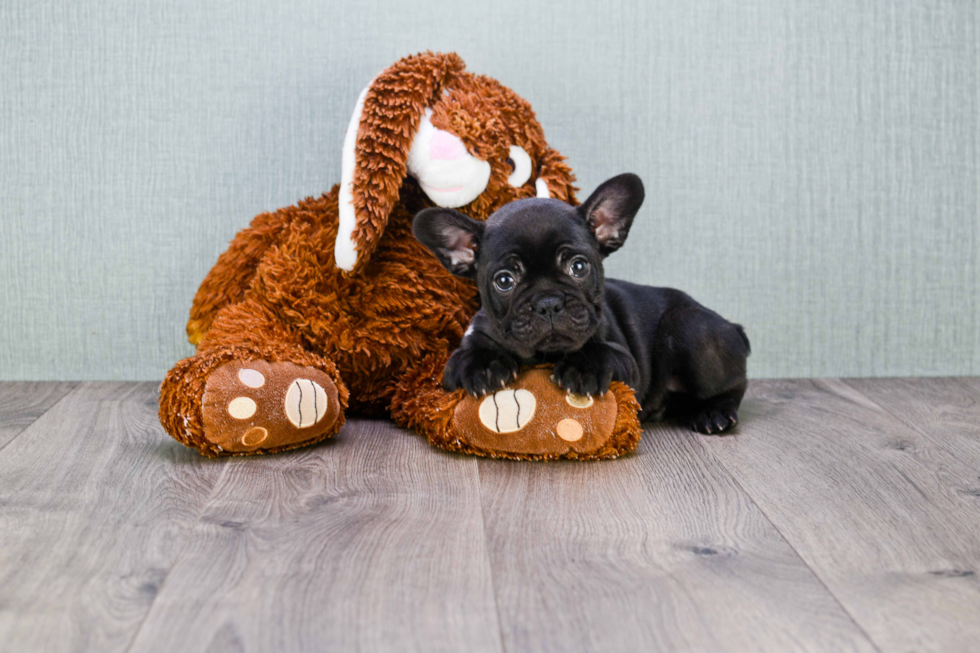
[412,173,750,434]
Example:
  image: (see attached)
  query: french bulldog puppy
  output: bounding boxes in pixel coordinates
[412,174,750,434]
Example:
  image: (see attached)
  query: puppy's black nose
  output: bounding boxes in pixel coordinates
[534,295,565,318]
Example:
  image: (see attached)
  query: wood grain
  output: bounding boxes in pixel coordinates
[477,423,877,653]
[0,382,76,449]
[843,377,980,470]
[703,379,980,653]
[126,419,503,653]
[4,379,979,652]
[0,382,223,653]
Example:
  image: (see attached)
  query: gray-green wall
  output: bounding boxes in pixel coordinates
[2,0,977,380]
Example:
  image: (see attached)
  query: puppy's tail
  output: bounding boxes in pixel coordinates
[733,324,751,356]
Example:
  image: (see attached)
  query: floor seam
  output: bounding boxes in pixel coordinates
[691,414,886,653]
[475,459,509,653]
[726,468,881,651]
[122,453,234,653]
[840,377,980,467]
[0,382,80,457]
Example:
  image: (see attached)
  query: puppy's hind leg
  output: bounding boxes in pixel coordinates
[661,306,750,435]
[689,383,746,435]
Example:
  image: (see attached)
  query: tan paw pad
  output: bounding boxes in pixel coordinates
[565,393,594,408]
[478,389,536,433]
[284,379,329,428]
[227,396,257,419]
[241,426,268,446]
[238,368,266,388]
[556,418,584,441]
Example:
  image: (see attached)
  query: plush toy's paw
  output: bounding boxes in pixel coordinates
[450,368,640,460]
[200,360,341,454]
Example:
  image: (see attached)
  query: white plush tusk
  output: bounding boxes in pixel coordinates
[335,80,374,271]
[535,178,550,198]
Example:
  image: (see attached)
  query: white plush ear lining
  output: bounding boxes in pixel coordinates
[535,177,550,198]
[335,80,374,271]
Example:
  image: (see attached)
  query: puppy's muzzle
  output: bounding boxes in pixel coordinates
[507,291,597,351]
[534,294,564,319]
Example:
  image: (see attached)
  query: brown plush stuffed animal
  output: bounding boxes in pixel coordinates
[159,52,641,460]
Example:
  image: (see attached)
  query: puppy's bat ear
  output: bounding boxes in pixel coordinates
[579,173,645,256]
[412,208,485,278]
[335,52,467,272]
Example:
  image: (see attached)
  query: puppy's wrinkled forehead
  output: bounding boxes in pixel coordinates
[412,173,642,282]
[482,199,590,264]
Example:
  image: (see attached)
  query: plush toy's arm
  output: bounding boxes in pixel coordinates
[186,209,289,345]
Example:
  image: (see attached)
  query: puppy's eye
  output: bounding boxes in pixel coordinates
[568,257,590,278]
[493,271,516,292]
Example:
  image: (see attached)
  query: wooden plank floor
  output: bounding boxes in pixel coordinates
[0,379,978,653]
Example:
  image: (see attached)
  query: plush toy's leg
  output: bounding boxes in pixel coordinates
[160,299,349,457]
[390,355,643,461]
[185,210,288,345]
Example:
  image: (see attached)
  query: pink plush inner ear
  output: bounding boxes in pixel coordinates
[430,129,467,161]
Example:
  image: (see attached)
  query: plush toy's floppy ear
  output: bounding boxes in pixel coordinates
[335,52,466,272]
[412,208,485,278]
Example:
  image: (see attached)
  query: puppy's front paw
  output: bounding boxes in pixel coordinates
[552,345,638,397]
[443,347,520,397]
[552,354,605,397]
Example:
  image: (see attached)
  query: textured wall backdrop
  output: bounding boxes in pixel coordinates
[1,0,977,380]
